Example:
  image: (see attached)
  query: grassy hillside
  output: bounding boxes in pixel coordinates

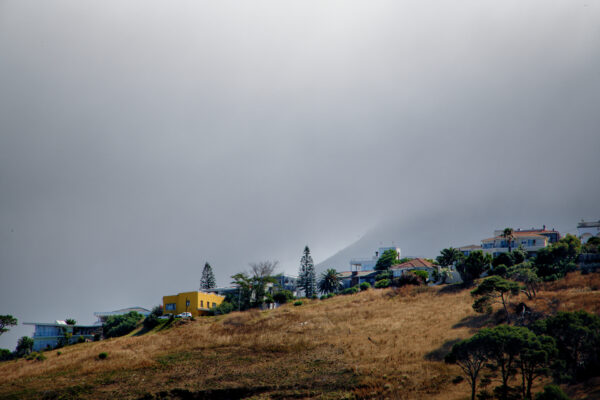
[1,272,599,400]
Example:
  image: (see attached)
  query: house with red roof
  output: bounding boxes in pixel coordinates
[390,258,436,279]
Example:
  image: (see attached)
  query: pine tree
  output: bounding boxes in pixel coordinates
[200,262,216,289]
[298,246,316,297]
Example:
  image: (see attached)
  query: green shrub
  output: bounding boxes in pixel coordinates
[375,279,391,288]
[98,352,108,360]
[273,290,294,304]
[103,311,143,338]
[77,335,85,343]
[413,270,429,282]
[0,348,13,361]
[57,351,62,356]
[319,294,328,300]
[535,385,570,400]
[210,301,235,316]
[376,271,392,281]
[360,282,371,291]
[93,333,101,341]
[395,273,422,287]
[36,353,46,361]
[150,305,163,317]
[143,314,160,329]
[293,300,303,306]
[341,286,360,295]
[327,293,336,298]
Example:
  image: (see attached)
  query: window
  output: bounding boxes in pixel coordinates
[212,303,216,308]
[200,300,203,308]
[165,303,176,311]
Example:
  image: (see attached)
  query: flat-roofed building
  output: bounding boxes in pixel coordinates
[23,320,101,351]
[162,291,225,316]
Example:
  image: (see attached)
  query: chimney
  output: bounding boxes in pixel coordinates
[375,251,379,258]
[543,224,546,230]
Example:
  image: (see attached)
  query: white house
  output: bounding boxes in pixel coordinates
[23,320,101,351]
[349,246,401,271]
[481,232,549,257]
[578,220,600,244]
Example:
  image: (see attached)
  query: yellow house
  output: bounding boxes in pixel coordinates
[162,291,225,317]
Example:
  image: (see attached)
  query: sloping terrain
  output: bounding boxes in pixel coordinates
[1,273,599,400]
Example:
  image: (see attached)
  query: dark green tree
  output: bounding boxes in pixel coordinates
[582,236,600,254]
[445,331,490,400]
[0,315,18,336]
[471,276,520,321]
[478,325,524,400]
[200,262,216,289]
[436,247,464,267]
[298,246,316,298]
[518,333,557,400]
[16,336,33,356]
[493,252,515,268]
[457,250,492,284]
[534,234,581,280]
[65,318,76,325]
[375,249,399,271]
[509,263,540,300]
[318,268,341,294]
[532,310,600,382]
[231,272,254,311]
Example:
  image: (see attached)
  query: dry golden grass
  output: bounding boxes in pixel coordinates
[1,274,598,400]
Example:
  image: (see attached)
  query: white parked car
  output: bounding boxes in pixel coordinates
[158,314,171,320]
[176,312,192,318]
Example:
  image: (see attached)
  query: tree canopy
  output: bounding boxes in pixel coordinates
[534,234,581,280]
[0,315,18,336]
[457,250,492,284]
[200,262,216,289]
[374,249,399,271]
[471,275,520,320]
[298,246,316,297]
[318,268,341,294]
[436,247,464,267]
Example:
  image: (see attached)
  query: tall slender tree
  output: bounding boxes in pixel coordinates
[502,228,515,253]
[200,262,216,289]
[298,246,316,298]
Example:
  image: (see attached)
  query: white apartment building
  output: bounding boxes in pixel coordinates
[578,220,600,244]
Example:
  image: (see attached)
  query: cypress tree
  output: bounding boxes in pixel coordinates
[298,246,316,297]
[200,262,216,289]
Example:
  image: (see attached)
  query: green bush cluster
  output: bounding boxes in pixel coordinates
[103,311,143,338]
[340,286,360,295]
[98,352,108,360]
[273,290,295,304]
[211,301,235,315]
[359,282,371,291]
[375,279,391,289]
[293,300,303,306]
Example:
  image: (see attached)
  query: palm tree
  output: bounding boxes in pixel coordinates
[318,269,341,294]
[502,228,515,253]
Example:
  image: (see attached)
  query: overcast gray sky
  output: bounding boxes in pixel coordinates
[1,0,599,349]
